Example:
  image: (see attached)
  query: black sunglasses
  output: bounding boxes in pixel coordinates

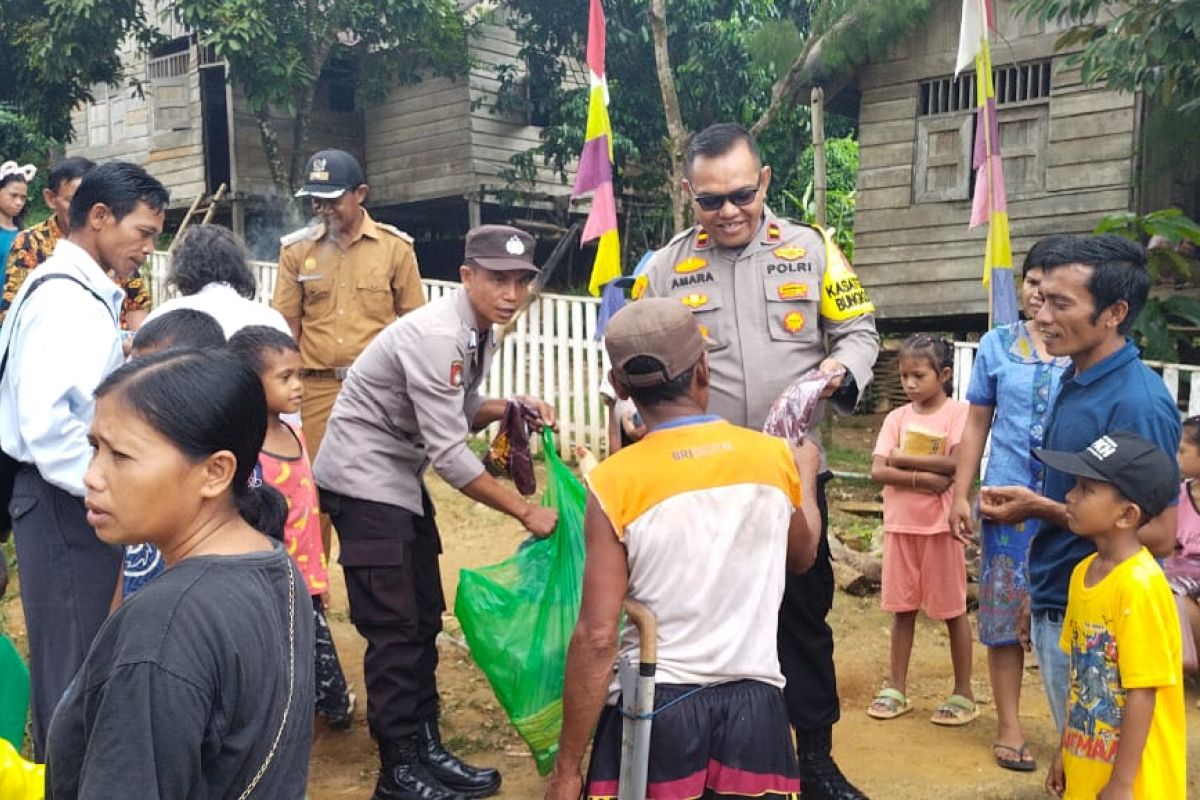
[691,177,762,212]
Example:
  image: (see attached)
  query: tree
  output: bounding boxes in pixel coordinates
[1017,0,1200,112]
[170,0,470,198]
[1,0,158,142]
[498,0,933,239]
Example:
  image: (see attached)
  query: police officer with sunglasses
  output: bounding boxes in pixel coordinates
[637,123,879,800]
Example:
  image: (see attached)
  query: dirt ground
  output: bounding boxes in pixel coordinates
[4,415,1200,798]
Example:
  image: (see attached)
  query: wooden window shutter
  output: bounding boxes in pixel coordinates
[914,114,972,203]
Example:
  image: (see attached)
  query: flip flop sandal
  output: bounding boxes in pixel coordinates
[931,694,979,726]
[993,742,1037,772]
[867,687,912,720]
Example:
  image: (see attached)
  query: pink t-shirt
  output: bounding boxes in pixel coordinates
[259,424,329,596]
[1176,482,1200,559]
[873,398,969,535]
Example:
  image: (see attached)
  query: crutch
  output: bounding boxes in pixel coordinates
[617,598,657,800]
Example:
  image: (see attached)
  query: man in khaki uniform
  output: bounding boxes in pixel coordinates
[273,148,425,555]
[313,225,557,800]
[640,123,879,800]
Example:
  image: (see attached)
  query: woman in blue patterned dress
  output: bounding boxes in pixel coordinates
[949,237,1071,772]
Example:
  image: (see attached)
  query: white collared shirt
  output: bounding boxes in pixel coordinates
[0,240,125,497]
[144,282,292,339]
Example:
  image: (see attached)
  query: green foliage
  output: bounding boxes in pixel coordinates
[496,0,931,262]
[0,110,56,224]
[0,0,158,141]
[1017,0,1200,112]
[1095,207,1200,361]
[773,135,858,255]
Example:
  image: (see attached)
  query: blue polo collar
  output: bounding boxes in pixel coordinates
[1064,338,1139,387]
[650,414,723,432]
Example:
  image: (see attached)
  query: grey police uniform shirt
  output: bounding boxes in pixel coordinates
[312,288,492,517]
[641,209,879,435]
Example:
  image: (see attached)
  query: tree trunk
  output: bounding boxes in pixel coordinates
[255,106,289,195]
[647,0,688,233]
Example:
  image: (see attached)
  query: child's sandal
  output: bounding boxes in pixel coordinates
[866,687,912,720]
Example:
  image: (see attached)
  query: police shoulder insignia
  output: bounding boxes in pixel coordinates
[376,222,414,243]
[766,222,782,242]
[773,245,806,261]
[449,360,464,388]
[674,257,707,274]
[631,274,648,300]
[680,293,709,309]
[776,282,808,300]
[782,310,806,333]
[695,229,711,249]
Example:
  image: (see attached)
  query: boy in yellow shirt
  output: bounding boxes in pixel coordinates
[1037,432,1186,799]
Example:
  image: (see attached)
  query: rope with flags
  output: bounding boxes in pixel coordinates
[955,0,1018,326]
[572,0,622,297]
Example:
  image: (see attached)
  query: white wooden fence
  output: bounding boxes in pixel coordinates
[146,253,612,459]
[147,252,1199,461]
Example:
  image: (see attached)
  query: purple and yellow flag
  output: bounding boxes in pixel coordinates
[956,0,1018,326]
[572,0,621,296]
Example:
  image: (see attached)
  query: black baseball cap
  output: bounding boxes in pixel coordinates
[295,149,365,199]
[1036,431,1180,517]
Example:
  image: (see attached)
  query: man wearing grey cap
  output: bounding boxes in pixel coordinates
[547,298,822,800]
[274,148,425,558]
[313,224,558,800]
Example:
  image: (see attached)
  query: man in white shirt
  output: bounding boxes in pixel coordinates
[0,161,168,756]
[144,223,291,338]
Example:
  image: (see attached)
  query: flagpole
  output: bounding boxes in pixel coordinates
[977,0,995,329]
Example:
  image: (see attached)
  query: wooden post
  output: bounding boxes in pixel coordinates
[811,86,827,228]
[467,191,482,230]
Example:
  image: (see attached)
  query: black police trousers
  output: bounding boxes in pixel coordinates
[321,487,444,740]
[778,472,840,732]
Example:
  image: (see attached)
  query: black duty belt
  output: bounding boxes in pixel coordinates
[300,367,351,381]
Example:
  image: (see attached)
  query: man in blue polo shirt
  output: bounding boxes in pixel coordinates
[977,234,1180,734]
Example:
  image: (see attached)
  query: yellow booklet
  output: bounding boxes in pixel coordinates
[900,425,947,456]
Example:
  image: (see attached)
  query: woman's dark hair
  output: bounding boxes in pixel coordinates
[47,157,95,194]
[0,172,30,229]
[1038,234,1150,335]
[168,224,258,299]
[623,355,695,408]
[1184,416,1200,448]
[898,333,954,397]
[227,325,299,374]
[94,348,286,538]
[131,309,226,354]
[68,161,169,231]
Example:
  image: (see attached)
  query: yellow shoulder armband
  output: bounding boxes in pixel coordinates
[818,227,874,321]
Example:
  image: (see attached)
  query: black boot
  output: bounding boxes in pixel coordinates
[796,726,868,800]
[373,736,466,800]
[416,718,502,798]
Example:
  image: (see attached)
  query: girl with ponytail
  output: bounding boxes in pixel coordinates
[45,348,315,798]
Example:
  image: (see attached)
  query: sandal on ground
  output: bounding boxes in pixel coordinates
[931,694,979,726]
[993,742,1036,772]
[866,687,912,720]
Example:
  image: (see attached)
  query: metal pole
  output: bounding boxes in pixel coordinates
[618,599,657,800]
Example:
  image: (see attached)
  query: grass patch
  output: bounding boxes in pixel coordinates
[826,444,872,474]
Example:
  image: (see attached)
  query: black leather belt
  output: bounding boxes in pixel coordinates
[300,367,350,380]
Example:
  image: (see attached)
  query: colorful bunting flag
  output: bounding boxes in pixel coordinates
[572,0,622,296]
[956,0,1018,326]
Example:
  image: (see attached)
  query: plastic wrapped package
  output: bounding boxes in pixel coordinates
[762,369,838,445]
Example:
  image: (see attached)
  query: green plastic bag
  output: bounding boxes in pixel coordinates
[0,633,29,750]
[455,428,586,775]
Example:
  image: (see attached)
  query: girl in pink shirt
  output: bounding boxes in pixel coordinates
[1166,416,1200,671]
[230,326,355,730]
[868,335,975,726]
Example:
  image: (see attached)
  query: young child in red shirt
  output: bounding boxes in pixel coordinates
[229,325,354,730]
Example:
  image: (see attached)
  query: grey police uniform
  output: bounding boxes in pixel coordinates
[312,287,493,740]
[641,207,880,739]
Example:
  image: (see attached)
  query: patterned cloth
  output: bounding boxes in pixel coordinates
[966,322,1069,646]
[258,423,330,596]
[0,215,150,327]
[312,595,352,725]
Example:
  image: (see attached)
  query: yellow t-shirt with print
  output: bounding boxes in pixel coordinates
[1059,548,1186,799]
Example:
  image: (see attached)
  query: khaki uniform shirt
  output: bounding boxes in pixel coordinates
[312,289,493,516]
[273,210,424,370]
[641,208,879,435]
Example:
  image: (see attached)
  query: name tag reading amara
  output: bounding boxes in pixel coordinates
[671,272,714,289]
